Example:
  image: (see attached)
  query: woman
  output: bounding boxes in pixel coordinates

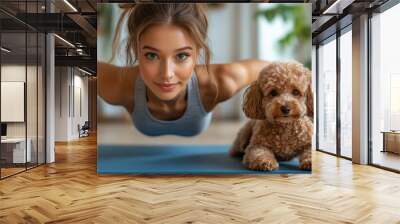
[98,3,270,136]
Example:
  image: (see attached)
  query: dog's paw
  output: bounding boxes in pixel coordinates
[299,160,312,170]
[244,156,279,171]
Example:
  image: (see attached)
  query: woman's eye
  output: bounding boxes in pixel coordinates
[292,89,301,96]
[176,53,189,61]
[270,89,278,97]
[145,53,158,60]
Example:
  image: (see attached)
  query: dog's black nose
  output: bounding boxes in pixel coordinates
[280,106,290,115]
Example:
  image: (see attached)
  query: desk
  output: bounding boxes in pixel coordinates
[381,131,400,154]
[1,138,31,163]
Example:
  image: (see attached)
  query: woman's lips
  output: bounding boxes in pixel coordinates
[156,82,178,92]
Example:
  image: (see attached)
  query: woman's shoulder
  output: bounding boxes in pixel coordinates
[196,62,256,104]
[108,64,140,113]
[97,62,140,113]
[194,64,210,86]
[123,65,140,113]
[194,64,219,112]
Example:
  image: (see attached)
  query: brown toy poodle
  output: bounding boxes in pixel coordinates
[229,61,313,171]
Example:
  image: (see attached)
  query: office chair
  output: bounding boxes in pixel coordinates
[79,121,90,138]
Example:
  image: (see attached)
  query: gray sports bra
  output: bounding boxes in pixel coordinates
[132,73,213,136]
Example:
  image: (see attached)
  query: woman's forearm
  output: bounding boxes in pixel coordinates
[240,59,271,84]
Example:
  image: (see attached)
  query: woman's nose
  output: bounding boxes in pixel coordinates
[160,59,174,81]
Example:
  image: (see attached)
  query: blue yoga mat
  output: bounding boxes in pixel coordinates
[97,144,311,174]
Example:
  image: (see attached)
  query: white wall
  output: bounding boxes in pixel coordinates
[207,4,259,120]
[55,67,68,141]
[55,67,89,141]
[207,4,236,64]
[1,65,26,81]
[72,73,89,137]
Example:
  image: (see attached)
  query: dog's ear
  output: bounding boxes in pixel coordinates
[305,72,314,119]
[243,82,266,119]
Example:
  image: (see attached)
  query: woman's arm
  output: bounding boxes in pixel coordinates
[97,62,137,113]
[211,59,270,103]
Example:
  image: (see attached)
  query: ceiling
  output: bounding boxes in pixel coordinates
[1,0,396,74]
[0,0,97,74]
[310,0,390,44]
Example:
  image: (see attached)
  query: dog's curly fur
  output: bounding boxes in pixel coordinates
[229,61,314,171]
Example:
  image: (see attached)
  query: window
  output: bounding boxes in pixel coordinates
[317,36,337,154]
[371,2,400,171]
[340,28,352,158]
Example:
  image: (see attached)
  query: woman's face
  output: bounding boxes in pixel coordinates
[138,24,198,102]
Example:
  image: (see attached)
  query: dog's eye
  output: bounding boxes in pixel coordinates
[270,89,278,97]
[292,89,301,96]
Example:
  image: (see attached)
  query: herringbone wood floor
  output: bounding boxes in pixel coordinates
[1,134,400,224]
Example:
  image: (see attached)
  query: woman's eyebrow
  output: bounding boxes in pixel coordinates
[175,46,193,51]
[142,45,193,52]
[142,45,159,51]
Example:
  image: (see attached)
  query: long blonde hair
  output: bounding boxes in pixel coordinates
[111,3,211,69]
